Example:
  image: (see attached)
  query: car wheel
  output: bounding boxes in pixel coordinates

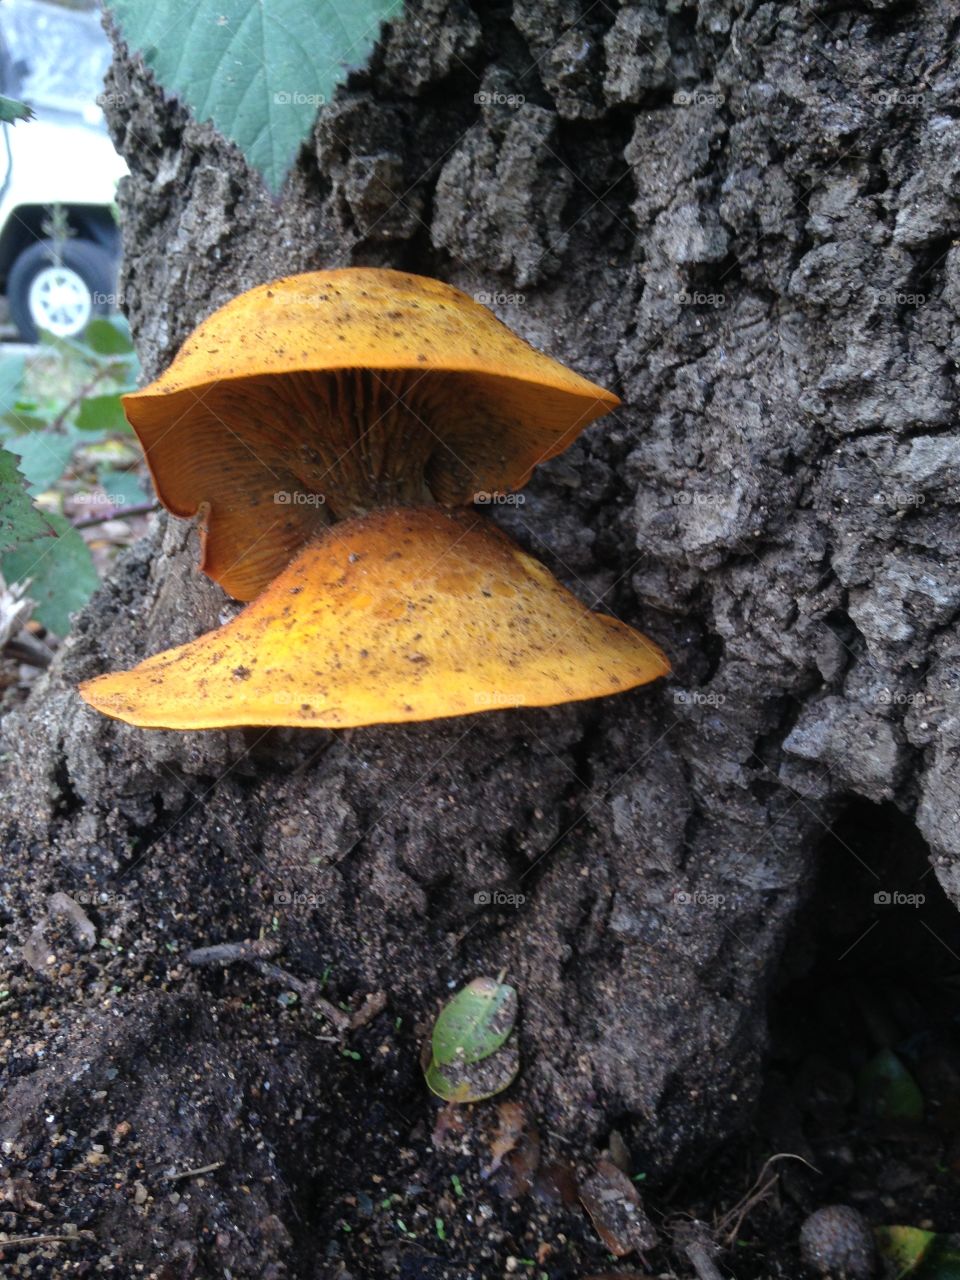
[7,239,118,342]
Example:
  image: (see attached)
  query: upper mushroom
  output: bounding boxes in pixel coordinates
[126,268,619,601]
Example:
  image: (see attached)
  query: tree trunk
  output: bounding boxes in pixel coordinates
[2,1,958,1274]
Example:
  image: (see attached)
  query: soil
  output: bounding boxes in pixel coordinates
[2,0,960,1275]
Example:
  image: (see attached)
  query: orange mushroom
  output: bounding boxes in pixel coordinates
[79,508,669,730]
[125,268,619,602]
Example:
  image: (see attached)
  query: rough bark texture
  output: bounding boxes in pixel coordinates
[2,0,958,1275]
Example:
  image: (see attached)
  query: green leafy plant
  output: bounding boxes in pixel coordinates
[0,318,148,635]
[107,0,403,193]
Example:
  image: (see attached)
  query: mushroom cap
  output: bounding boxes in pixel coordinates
[123,269,620,602]
[78,507,669,730]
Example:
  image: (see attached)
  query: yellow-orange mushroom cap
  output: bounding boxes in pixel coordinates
[125,269,620,602]
[78,508,669,731]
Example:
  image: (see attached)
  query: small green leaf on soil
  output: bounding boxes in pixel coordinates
[876,1227,960,1278]
[425,1040,520,1103]
[858,1048,924,1121]
[432,976,518,1067]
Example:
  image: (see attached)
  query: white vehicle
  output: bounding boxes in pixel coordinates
[0,0,127,340]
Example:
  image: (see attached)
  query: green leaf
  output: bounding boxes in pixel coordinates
[75,393,131,433]
[0,354,25,411]
[1,513,98,635]
[432,977,518,1068]
[0,448,54,551]
[107,0,403,193]
[82,316,135,356]
[876,1227,960,1279]
[0,95,35,124]
[7,429,80,493]
[97,467,149,508]
[425,1040,520,1104]
[858,1048,924,1121]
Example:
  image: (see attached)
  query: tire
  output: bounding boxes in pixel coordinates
[6,239,118,342]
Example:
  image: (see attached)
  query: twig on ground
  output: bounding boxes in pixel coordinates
[165,1161,224,1181]
[74,500,160,529]
[185,938,385,1035]
[0,1231,95,1247]
[185,938,282,966]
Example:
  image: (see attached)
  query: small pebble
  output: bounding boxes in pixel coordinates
[800,1204,877,1278]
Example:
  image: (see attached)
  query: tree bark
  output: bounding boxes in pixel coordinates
[2,1,958,1274]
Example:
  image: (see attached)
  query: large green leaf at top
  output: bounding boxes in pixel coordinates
[1,513,98,635]
[107,0,404,193]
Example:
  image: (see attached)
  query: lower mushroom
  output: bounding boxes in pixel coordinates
[78,508,670,731]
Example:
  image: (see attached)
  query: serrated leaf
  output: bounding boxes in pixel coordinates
[8,429,82,493]
[0,448,54,550]
[432,977,518,1068]
[0,95,35,124]
[107,0,403,193]
[1,512,98,635]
